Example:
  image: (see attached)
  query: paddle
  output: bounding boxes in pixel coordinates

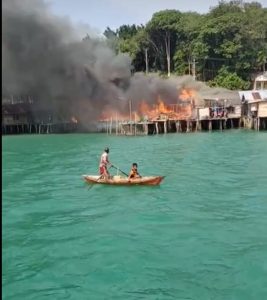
[87,175,102,190]
[110,164,128,177]
[96,155,128,177]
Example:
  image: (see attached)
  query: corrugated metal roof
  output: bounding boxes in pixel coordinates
[238,90,267,101]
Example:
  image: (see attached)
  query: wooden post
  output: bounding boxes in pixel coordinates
[116,112,118,135]
[134,112,137,136]
[231,119,233,129]
[129,99,132,135]
[155,122,159,134]
[209,120,212,131]
[220,119,222,131]
[164,121,167,134]
[110,117,112,134]
[196,120,199,131]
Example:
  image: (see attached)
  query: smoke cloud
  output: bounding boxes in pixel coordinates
[2,0,239,125]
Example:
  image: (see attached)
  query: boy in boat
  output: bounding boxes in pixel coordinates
[128,163,141,180]
[99,147,112,179]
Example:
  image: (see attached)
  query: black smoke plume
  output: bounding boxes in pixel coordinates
[2,0,239,125]
[2,0,132,123]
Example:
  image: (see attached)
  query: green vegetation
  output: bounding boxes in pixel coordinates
[103,1,267,89]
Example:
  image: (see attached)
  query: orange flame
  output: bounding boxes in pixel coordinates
[99,88,197,122]
[139,100,150,115]
[179,89,196,101]
[157,97,172,114]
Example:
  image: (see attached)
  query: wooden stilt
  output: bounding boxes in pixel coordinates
[109,117,112,135]
[146,123,148,135]
[134,113,137,136]
[196,120,199,131]
[115,112,118,135]
[209,120,212,131]
[155,122,159,134]
[186,121,189,133]
[164,121,167,134]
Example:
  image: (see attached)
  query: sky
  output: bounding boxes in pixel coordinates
[48,0,267,33]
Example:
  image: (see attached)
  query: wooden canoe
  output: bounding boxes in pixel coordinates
[82,175,164,186]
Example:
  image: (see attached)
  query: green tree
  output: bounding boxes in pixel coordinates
[146,10,182,76]
[173,12,205,76]
[109,1,267,85]
[208,66,250,89]
[198,1,267,81]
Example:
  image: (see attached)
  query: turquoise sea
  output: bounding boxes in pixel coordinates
[2,131,267,299]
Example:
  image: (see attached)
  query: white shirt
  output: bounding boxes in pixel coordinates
[99,152,109,167]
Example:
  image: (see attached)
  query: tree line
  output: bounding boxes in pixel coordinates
[103,1,267,90]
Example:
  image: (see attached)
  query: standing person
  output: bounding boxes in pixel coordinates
[99,147,112,179]
[128,163,141,180]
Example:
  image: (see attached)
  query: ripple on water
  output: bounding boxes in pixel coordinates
[2,132,267,300]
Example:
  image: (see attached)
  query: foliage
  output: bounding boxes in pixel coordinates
[208,66,250,89]
[104,1,267,88]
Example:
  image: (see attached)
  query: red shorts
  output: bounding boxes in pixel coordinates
[99,166,107,175]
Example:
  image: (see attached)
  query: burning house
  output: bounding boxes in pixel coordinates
[3,0,266,135]
[101,86,246,135]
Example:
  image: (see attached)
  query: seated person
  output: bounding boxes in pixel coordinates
[128,163,141,179]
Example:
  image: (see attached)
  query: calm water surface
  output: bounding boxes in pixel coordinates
[2,131,267,299]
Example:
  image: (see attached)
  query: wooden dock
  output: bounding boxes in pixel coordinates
[2,122,79,135]
[98,116,265,136]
